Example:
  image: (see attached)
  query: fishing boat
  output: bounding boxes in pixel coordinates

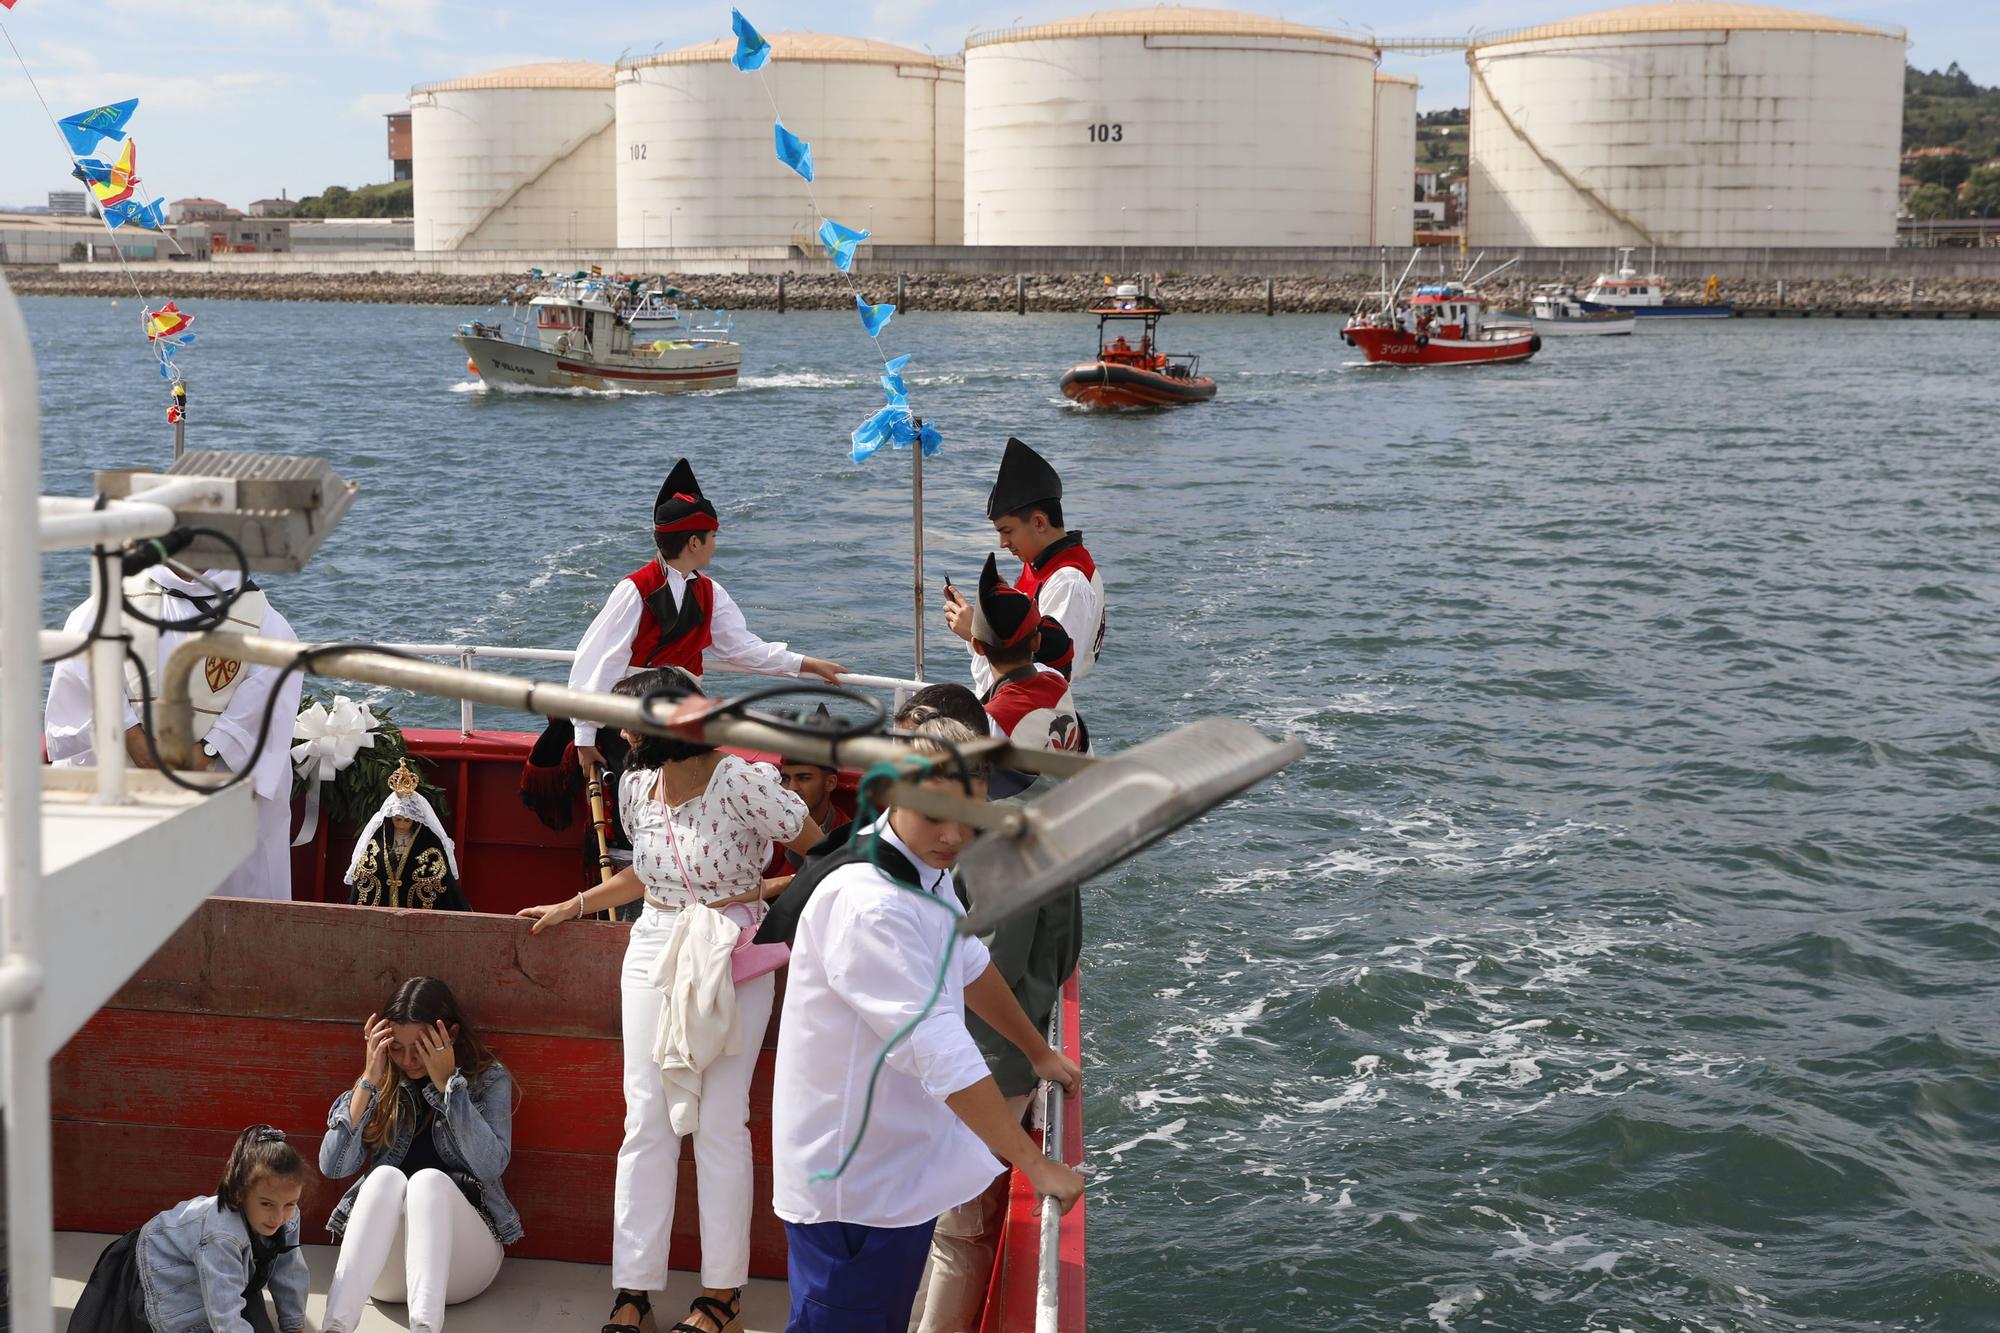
[1531,286,1636,336]
[1578,249,1732,319]
[1344,281,1541,367]
[456,271,741,393]
[1059,285,1217,408]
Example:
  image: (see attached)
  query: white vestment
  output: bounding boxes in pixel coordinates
[43,568,303,900]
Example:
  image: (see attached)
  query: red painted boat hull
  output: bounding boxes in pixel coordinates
[1060,361,1217,408]
[1344,325,1540,366]
[59,729,1085,1330]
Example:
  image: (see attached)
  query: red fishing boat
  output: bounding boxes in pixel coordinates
[1343,282,1541,367]
[1060,285,1217,408]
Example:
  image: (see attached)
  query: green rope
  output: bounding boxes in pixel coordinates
[811,757,964,1182]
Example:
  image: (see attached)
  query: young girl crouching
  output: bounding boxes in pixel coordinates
[70,1124,309,1333]
[319,976,518,1333]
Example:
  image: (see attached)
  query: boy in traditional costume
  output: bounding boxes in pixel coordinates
[346,759,467,911]
[968,553,1087,754]
[943,438,1105,697]
[520,457,845,831]
[44,565,302,900]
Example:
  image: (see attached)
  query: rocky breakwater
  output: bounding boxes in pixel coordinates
[9,266,2000,313]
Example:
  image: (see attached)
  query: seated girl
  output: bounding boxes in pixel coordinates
[70,1123,309,1333]
[319,976,518,1333]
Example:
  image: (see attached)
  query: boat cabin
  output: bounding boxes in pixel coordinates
[1408,283,1489,340]
[1584,249,1666,307]
[1087,285,1203,381]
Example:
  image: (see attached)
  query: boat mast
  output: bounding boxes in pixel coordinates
[912,445,926,682]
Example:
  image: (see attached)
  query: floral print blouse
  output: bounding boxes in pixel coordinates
[621,754,808,911]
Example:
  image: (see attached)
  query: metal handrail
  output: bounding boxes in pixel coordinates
[369,641,927,734]
[1035,996,1065,1333]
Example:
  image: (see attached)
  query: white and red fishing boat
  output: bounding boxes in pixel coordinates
[456,271,741,393]
[1343,282,1541,367]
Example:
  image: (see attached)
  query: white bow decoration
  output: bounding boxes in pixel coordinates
[290,696,380,846]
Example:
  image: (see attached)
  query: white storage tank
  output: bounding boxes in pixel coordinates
[1467,2,1906,248]
[963,6,1380,247]
[1373,73,1419,246]
[615,34,963,250]
[410,62,616,253]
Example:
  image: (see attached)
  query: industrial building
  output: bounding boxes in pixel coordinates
[615,33,963,249]
[962,7,1395,247]
[410,61,616,253]
[1466,1,1907,248]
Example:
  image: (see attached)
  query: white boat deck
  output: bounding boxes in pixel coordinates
[53,1233,793,1333]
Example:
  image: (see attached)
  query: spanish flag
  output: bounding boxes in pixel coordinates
[145,302,193,342]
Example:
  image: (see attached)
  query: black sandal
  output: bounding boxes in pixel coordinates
[669,1290,742,1333]
[604,1289,655,1333]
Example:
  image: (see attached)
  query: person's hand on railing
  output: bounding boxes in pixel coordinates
[1032,1049,1082,1098]
[1026,1156,1086,1215]
[799,656,847,684]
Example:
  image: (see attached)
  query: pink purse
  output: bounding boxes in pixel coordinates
[660,783,790,984]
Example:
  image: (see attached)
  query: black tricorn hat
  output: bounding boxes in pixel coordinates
[654,458,719,534]
[972,553,1039,652]
[986,437,1062,521]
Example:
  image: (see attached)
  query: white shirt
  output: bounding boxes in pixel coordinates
[44,568,301,803]
[771,822,999,1228]
[967,562,1101,698]
[570,562,804,746]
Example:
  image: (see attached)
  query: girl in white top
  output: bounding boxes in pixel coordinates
[518,667,821,1333]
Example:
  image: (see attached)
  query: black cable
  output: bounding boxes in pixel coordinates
[40,543,118,666]
[119,526,253,632]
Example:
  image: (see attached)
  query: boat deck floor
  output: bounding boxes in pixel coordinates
[53,1232,793,1332]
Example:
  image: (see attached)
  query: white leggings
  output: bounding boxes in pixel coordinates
[322,1168,504,1333]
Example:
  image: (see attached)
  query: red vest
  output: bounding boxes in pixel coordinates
[1014,536,1100,679]
[626,562,714,676]
[984,666,1086,753]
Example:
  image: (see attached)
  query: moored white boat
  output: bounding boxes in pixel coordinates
[1532,286,1636,336]
[1579,249,1732,319]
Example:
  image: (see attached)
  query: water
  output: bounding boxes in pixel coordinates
[23,296,2000,1330]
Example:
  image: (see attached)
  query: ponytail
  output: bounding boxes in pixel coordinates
[217,1124,306,1211]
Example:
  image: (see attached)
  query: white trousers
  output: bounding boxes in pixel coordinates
[616,905,775,1291]
[322,1168,504,1333]
[908,1093,1034,1333]
[217,788,292,900]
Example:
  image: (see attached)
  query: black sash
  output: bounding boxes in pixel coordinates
[755,833,927,946]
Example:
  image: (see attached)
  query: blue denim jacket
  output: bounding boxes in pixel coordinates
[320,1062,521,1244]
[137,1195,308,1333]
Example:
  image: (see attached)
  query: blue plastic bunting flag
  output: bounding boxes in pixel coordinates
[850,404,904,462]
[730,8,772,71]
[884,353,912,372]
[817,217,870,271]
[855,295,894,338]
[881,369,908,406]
[102,196,165,231]
[57,98,139,156]
[917,420,943,458]
[773,120,813,182]
[71,156,116,186]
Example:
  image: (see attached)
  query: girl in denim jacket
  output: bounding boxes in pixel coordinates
[319,976,518,1333]
[70,1124,310,1333]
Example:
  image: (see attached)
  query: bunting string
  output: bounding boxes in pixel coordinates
[0,11,196,394]
[727,8,942,463]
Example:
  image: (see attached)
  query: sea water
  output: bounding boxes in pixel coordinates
[25,297,2000,1330]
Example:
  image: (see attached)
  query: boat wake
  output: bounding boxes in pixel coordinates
[449,379,651,399]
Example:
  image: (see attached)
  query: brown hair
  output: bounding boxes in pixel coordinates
[613,667,714,767]
[217,1124,307,1211]
[362,976,499,1152]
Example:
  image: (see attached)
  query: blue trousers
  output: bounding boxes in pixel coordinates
[784,1218,939,1333]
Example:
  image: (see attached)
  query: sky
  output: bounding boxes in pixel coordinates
[0,0,1990,211]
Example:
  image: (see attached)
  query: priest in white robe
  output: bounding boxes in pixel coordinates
[44,565,303,900]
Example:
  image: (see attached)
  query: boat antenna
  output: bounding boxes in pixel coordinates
[1385,247,1422,312]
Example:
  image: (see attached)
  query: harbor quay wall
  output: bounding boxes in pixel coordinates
[11,246,2000,312]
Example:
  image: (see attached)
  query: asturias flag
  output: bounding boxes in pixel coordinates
[57,98,139,156]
